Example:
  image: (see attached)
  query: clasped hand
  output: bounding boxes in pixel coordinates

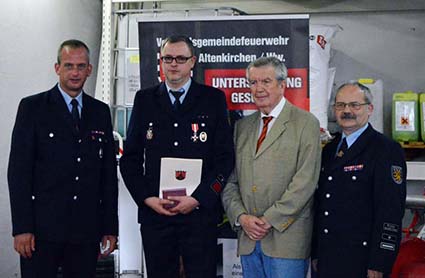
[144,196,200,216]
[239,214,272,241]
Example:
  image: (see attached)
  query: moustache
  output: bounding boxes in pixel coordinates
[340,113,356,120]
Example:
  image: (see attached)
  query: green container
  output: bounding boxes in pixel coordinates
[420,93,425,141]
[392,91,419,142]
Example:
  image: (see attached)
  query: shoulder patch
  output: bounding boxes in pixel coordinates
[391,166,403,185]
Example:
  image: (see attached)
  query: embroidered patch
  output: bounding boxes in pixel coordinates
[382,233,397,243]
[383,223,399,233]
[211,181,222,194]
[380,242,395,251]
[391,166,403,184]
[343,164,364,172]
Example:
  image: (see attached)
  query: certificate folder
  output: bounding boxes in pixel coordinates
[159,157,203,199]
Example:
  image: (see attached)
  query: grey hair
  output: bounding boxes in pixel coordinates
[57,39,90,64]
[246,56,288,83]
[336,81,373,104]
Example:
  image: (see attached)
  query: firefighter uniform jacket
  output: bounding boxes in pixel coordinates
[313,124,406,278]
[119,80,234,225]
[8,85,118,243]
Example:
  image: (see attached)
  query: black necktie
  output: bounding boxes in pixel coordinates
[336,138,348,158]
[170,90,183,111]
[71,99,80,131]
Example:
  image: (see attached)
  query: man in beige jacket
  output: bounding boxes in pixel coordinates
[222,57,321,278]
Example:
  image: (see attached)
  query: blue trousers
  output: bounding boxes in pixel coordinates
[241,241,309,278]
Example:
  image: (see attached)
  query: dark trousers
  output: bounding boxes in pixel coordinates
[141,214,217,278]
[20,240,99,278]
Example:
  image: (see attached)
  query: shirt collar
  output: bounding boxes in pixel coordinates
[342,123,369,148]
[260,96,286,119]
[58,84,83,108]
[166,79,192,103]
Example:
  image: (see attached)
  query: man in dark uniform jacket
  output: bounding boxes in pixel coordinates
[312,82,406,278]
[119,35,234,278]
[7,39,118,278]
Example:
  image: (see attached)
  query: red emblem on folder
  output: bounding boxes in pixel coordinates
[175,170,186,181]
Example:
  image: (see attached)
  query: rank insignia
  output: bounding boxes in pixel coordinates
[175,170,186,181]
[391,166,403,184]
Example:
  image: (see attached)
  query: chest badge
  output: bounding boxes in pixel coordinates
[146,122,154,140]
[146,128,153,140]
[191,123,199,142]
[200,131,207,142]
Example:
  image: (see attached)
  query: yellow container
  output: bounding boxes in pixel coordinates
[392,91,419,142]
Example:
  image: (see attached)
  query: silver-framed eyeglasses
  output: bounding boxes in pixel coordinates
[161,56,193,64]
[334,102,370,111]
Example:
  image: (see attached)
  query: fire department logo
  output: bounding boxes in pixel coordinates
[391,166,403,185]
[175,170,186,181]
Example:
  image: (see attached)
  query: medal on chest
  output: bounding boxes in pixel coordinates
[191,123,199,142]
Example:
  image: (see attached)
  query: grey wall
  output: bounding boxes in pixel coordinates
[311,11,425,135]
[0,1,102,277]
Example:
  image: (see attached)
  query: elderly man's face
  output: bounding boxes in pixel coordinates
[334,84,373,135]
[248,65,285,115]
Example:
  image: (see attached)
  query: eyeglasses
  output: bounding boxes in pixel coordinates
[63,63,88,71]
[161,56,193,64]
[247,78,276,88]
[334,102,370,111]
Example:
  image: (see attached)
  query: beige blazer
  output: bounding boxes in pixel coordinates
[222,101,321,259]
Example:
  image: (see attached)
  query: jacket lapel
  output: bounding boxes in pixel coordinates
[49,86,79,136]
[180,81,201,114]
[80,92,93,135]
[156,83,178,118]
[255,101,290,158]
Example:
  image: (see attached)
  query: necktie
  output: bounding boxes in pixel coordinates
[71,99,80,131]
[256,116,273,153]
[170,90,183,111]
[336,137,348,158]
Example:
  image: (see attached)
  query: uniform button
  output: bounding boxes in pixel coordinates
[201,123,206,127]
[174,141,179,146]
[49,133,54,138]
[31,195,35,200]
[78,139,82,143]
[73,195,78,200]
[99,138,102,142]
[328,176,333,181]
[325,193,331,198]
[252,185,257,193]
[77,157,81,162]
[324,229,329,234]
[149,122,153,127]
[75,176,79,181]
[324,211,329,216]
[174,123,178,127]
[352,176,357,181]
[363,241,367,246]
